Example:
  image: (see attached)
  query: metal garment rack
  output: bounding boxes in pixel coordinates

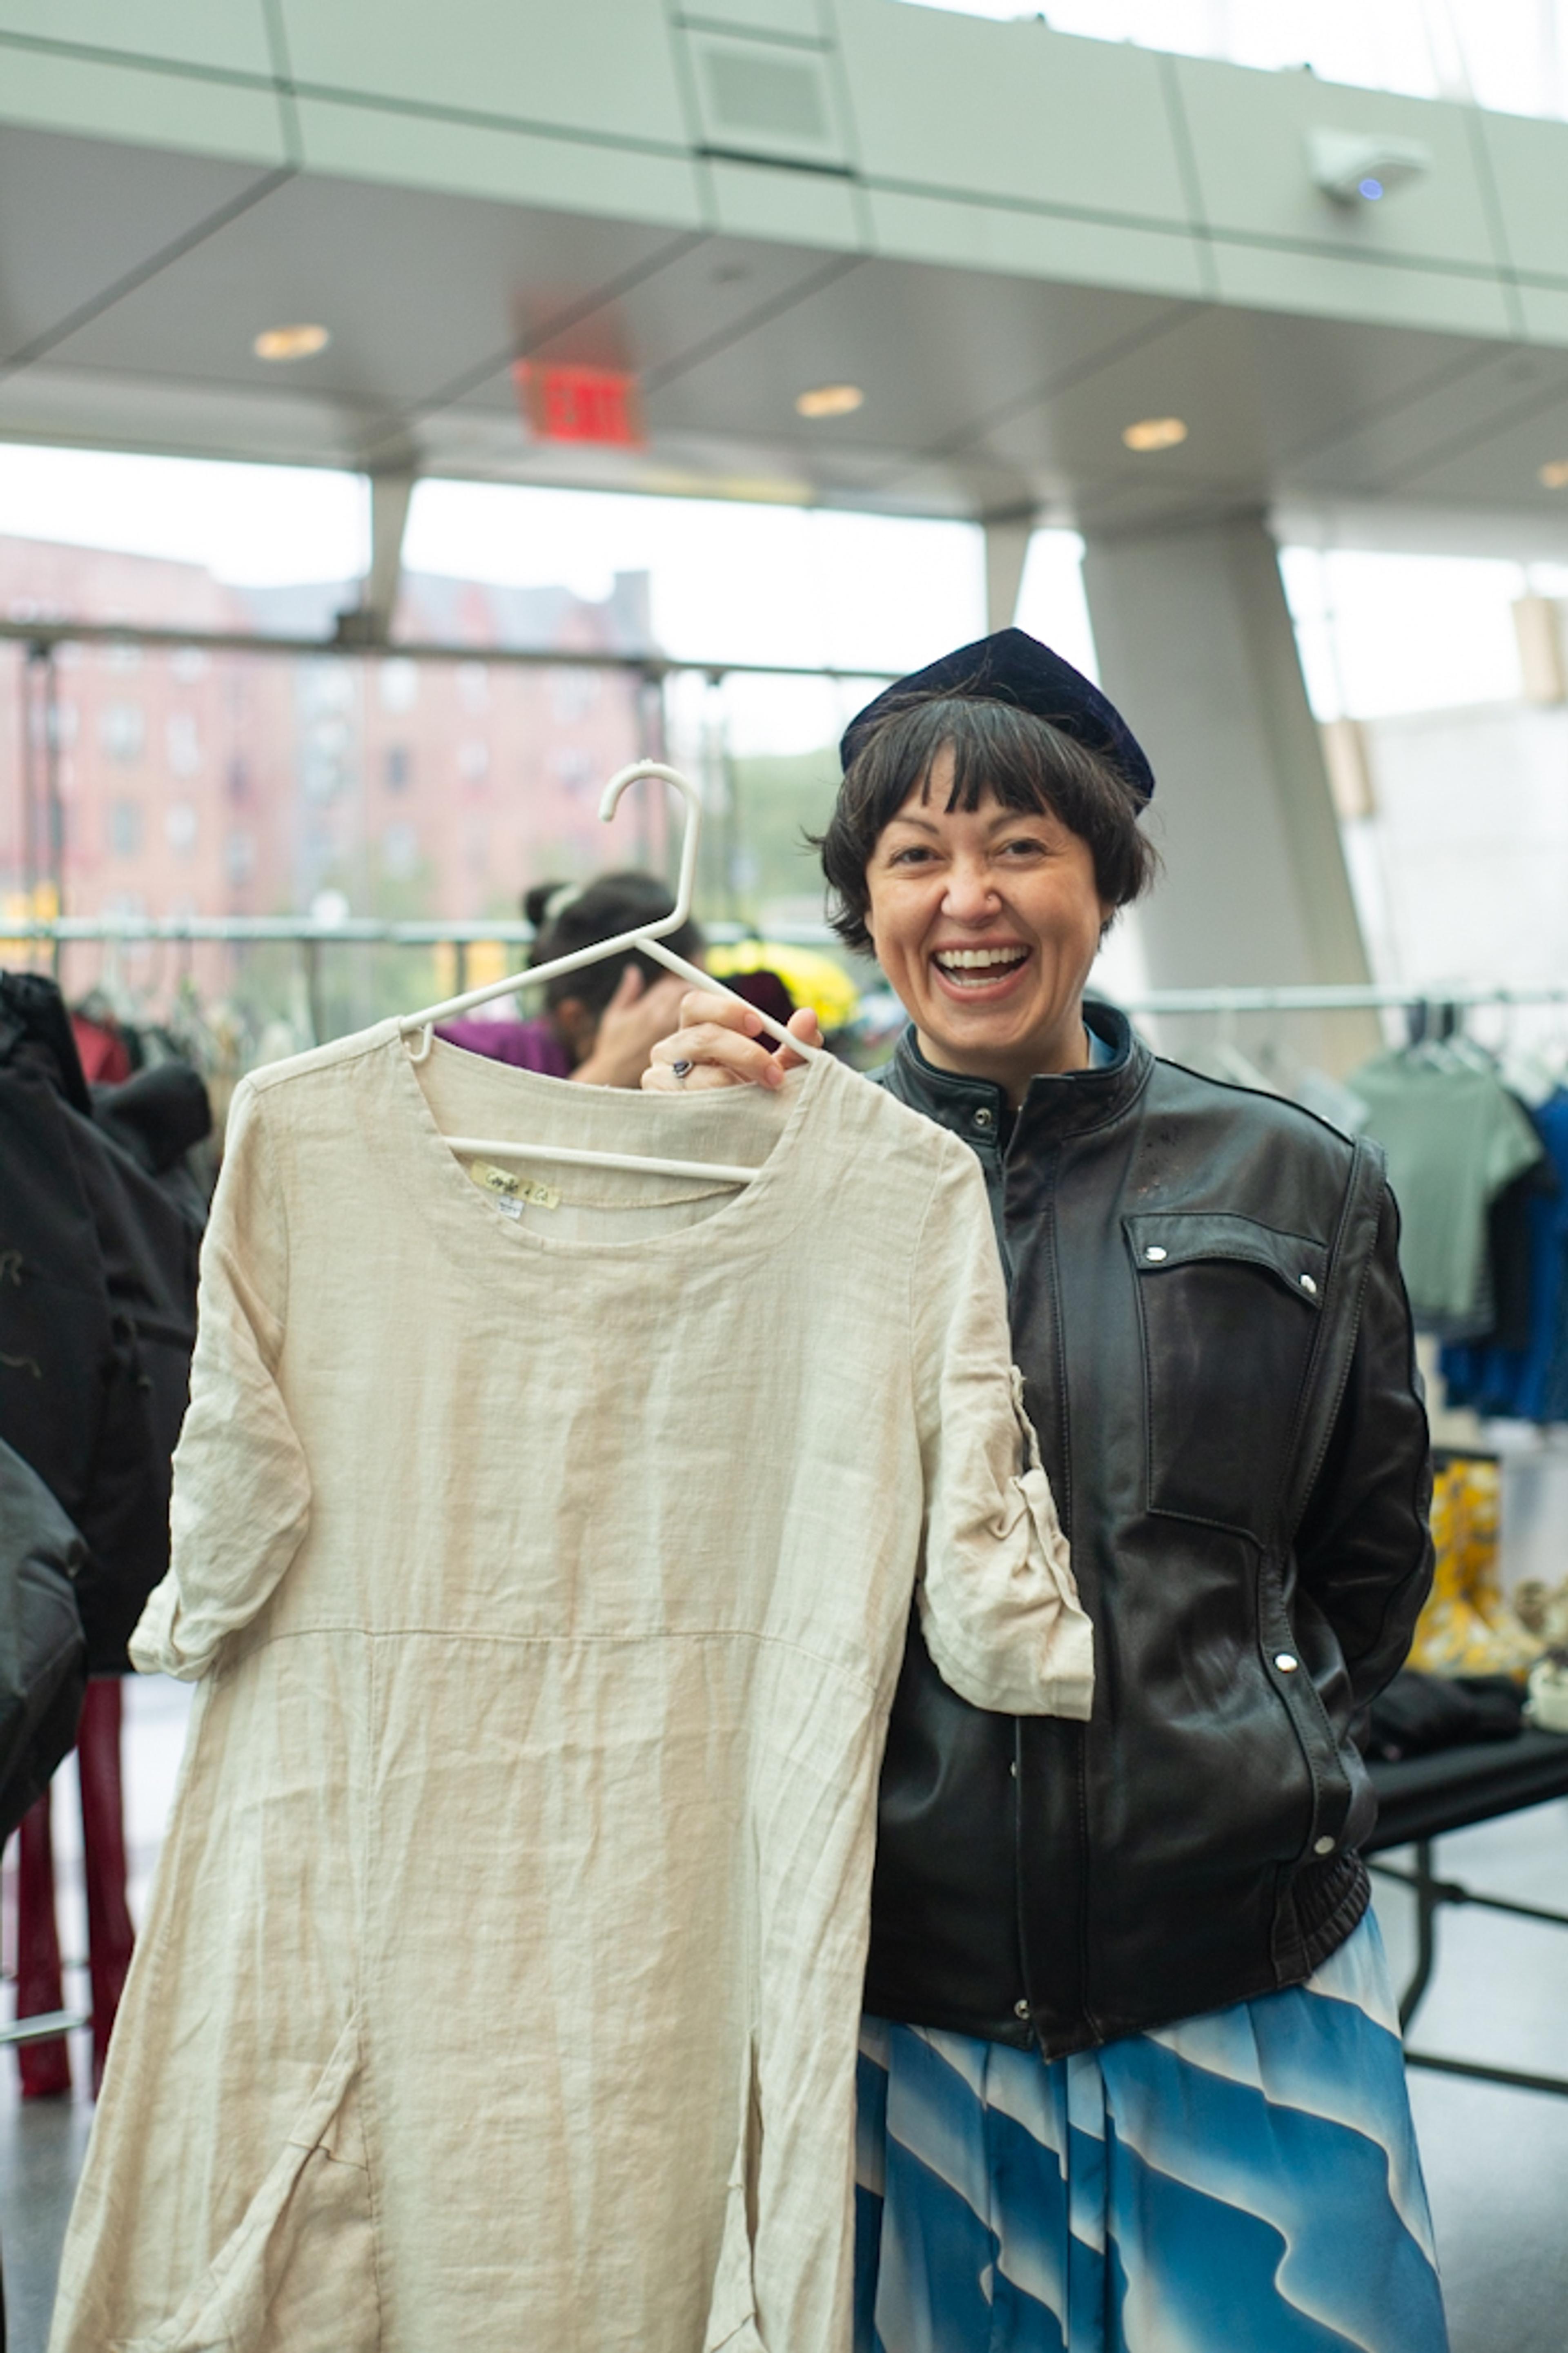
[1110,981,1568,1016]
[9,954,1567,1004]
[1,916,839,946]
[11,943,1568,1046]
[2,914,844,1044]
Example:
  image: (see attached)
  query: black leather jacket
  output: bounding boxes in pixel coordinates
[866,1004,1432,2057]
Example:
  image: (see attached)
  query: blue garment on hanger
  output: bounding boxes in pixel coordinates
[1441,1090,1568,1423]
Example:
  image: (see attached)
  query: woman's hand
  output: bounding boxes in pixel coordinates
[570,966,692,1089]
[642,991,824,1093]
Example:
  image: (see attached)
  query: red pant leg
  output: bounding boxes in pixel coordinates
[78,1678,135,2095]
[15,1788,71,2097]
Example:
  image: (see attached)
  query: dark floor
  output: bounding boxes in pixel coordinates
[3,1754,1566,2350]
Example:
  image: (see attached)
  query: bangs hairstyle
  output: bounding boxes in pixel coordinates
[817,691,1158,955]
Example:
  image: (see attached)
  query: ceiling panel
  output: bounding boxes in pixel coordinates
[0,123,279,363]
[1276,351,1565,499]
[440,234,867,418]
[5,119,1568,541]
[640,260,1178,468]
[278,0,690,154]
[38,172,698,429]
[0,1,274,78]
[841,5,1189,229]
[1379,378,1568,505]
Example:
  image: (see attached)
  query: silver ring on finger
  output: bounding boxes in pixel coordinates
[670,1059,695,1084]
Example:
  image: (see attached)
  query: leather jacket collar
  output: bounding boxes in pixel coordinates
[883,999,1154,1151]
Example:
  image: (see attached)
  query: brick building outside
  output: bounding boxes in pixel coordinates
[0,536,657,1031]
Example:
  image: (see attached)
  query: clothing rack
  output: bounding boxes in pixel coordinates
[1112,983,1568,1016]
[1,915,842,1045]
[9,942,1568,1011]
[0,916,838,947]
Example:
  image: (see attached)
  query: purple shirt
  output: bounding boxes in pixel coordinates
[434,1014,573,1079]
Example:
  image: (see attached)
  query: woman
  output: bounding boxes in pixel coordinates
[438,870,700,1086]
[646,628,1447,2353]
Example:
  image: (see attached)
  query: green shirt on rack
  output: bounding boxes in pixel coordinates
[1347,1047,1543,1332]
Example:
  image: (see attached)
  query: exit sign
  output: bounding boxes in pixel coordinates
[514,363,645,447]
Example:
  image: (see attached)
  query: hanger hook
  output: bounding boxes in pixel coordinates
[597,762,702,928]
[395,762,709,1040]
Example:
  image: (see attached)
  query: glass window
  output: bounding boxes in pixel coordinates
[551,668,601,723]
[167,712,200,775]
[100,702,145,762]
[382,822,419,879]
[379,658,418,713]
[109,799,144,858]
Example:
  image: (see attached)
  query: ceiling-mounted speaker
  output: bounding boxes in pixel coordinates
[690,33,846,169]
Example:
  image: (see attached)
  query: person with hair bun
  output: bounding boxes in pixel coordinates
[437,870,704,1089]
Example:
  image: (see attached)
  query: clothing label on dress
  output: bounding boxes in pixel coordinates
[466,1161,560,1211]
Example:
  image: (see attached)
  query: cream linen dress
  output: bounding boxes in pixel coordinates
[48,1022,1092,2353]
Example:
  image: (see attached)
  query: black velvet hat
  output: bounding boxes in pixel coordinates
[839,626,1154,805]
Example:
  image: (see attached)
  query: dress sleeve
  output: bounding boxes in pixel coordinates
[129,1078,311,1681]
[911,1142,1094,1719]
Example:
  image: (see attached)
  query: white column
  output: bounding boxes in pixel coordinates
[1080,511,1377,1071]
[983,514,1033,634]
[337,469,415,646]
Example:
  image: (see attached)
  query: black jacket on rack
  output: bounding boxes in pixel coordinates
[0,974,205,1673]
[865,1004,1433,2057]
[0,1434,86,1842]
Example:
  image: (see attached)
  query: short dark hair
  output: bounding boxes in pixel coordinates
[817,692,1158,955]
[523,870,704,1017]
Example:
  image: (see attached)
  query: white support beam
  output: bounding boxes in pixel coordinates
[983,514,1034,634]
[336,469,415,647]
[1081,511,1379,1074]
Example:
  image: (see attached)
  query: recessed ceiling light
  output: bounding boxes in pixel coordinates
[795,383,864,419]
[1540,457,1568,490]
[1122,416,1188,453]
[253,323,331,363]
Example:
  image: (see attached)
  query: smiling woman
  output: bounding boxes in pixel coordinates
[645,626,1448,2353]
[817,694,1156,1099]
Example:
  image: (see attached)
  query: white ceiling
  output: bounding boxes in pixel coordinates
[4,122,1568,550]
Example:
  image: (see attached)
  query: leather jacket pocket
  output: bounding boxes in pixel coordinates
[1127,1212,1327,1538]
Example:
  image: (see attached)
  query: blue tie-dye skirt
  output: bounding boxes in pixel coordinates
[855,1913,1448,2353]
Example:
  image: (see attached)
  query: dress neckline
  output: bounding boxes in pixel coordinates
[385,1021,831,1261]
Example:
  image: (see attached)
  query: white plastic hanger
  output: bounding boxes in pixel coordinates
[398,760,824,1188]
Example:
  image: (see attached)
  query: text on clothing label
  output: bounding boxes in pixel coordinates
[466,1161,561,1211]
